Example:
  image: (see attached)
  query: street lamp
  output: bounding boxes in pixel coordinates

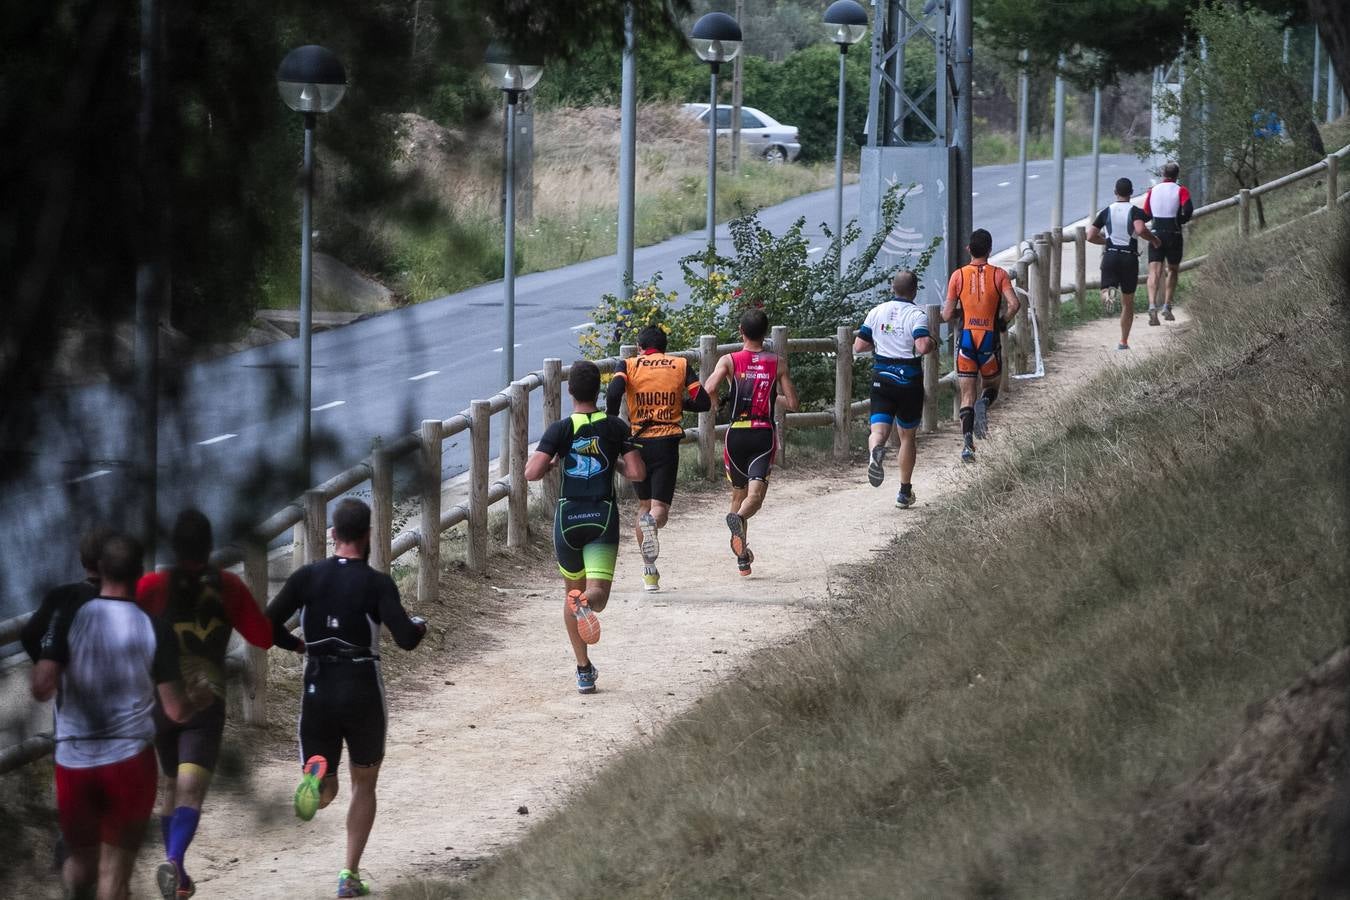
[277,44,346,486]
[690,12,742,262]
[824,0,868,276]
[485,42,542,458]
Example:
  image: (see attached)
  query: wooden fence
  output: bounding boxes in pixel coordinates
[2,144,1347,774]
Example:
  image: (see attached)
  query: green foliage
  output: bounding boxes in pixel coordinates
[741,44,871,163]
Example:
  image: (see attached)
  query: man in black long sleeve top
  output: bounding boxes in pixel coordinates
[266,498,427,899]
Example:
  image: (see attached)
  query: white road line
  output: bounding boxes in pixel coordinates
[971,191,980,197]
[68,469,111,484]
[492,344,523,353]
[569,323,594,331]
[312,400,345,412]
[1028,174,1040,179]
[408,370,439,381]
[197,433,237,446]
[807,246,824,255]
[997,181,1011,187]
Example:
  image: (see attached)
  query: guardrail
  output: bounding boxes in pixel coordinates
[4,143,1346,772]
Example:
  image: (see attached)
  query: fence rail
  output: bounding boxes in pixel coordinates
[2,143,1347,774]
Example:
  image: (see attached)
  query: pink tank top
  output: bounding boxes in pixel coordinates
[729,349,779,428]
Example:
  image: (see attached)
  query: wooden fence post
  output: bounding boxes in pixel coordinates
[241,538,270,726]
[833,325,853,459]
[950,311,962,423]
[1238,189,1251,238]
[497,400,511,479]
[698,334,718,480]
[1015,258,1032,375]
[922,304,940,433]
[541,359,562,510]
[370,445,393,575]
[507,381,530,549]
[1049,226,1063,324]
[1328,155,1339,211]
[771,324,788,465]
[468,400,490,574]
[618,344,636,421]
[1073,225,1086,317]
[292,523,304,571]
[1033,233,1052,338]
[418,419,442,607]
[303,490,326,565]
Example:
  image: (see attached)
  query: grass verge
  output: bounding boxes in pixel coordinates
[974,128,1122,167]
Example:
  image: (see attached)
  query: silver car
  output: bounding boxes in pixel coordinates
[682,103,802,163]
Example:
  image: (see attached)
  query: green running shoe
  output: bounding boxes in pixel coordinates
[337,868,371,897]
[294,755,328,822]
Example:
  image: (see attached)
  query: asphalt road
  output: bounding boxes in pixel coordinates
[4,152,1150,620]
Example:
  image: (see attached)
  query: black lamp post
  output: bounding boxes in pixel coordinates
[690,12,743,262]
[824,0,868,276]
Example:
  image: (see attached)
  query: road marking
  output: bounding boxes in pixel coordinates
[312,400,345,412]
[807,246,823,255]
[997,181,1010,187]
[68,469,111,484]
[1028,174,1040,179]
[492,344,523,353]
[197,433,237,446]
[408,370,440,381]
[569,323,593,331]
[971,191,980,198]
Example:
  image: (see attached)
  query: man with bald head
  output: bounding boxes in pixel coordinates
[853,269,935,508]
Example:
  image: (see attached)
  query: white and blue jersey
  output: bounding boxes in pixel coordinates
[858,299,930,387]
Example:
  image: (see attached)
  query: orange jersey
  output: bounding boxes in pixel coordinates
[622,353,691,438]
[946,263,1009,332]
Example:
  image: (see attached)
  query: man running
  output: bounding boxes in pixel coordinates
[703,308,799,575]
[266,498,428,899]
[605,325,711,592]
[526,360,645,694]
[1087,178,1161,350]
[21,528,109,663]
[855,270,936,508]
[942,229,1019,462]
[31,533,197,900]
[1143,161,1193,323]
[136,509,281,899]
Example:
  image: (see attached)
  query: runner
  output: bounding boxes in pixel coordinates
[30,533,198,900]
[265,498,428,899]
[605,325,712,592]
[703,308,800,575]
[21,528,109,663]
[942,229,1020,462]
[525,359,645,694]
[136,509,283,899]
[1087,178,1162,350]
[1143,161,1194,323]
[854,270,936,508]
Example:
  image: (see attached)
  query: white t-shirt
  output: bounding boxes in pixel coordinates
[46,598,179,768]
[859,298,930,359]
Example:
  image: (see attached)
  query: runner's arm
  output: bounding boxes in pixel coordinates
[604,372,626,418]
[853,315,875,354]
[941,270,961,322]
[998,268,1020,319]
[683,366,712,413]
[151,618,197,723]
[30,660,60,701]
[702,354,733,397]
[1086,209,1108,245]
[30,600,74,698]
[525,419,568,481]
[777,357,801,413]
[221,571,275,649]
[375,577,426,651]
[1132,212,1161,248]
[1177,186,1194,224]
[617,446,647,483]
[265,568,307,652]
[20,585,66,663]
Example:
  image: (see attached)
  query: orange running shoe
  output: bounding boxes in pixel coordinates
[726,513,747,559]
[567,589,601,645]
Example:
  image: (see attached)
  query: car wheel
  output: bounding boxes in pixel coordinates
[764,145,788,164]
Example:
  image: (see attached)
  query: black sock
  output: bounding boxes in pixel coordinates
[960,406,974,435]
[900,483,912,493]
[981,387,999,409]
[578,663,593,673]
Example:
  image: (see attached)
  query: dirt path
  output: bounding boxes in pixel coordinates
[131,307,1187,900]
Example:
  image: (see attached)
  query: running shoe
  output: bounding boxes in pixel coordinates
[637,511,660,563]
[1117,342,1130,351]
[973,397,989,439]
[896,489,916,509]
[567,589,601,644]
[336,869,371,898]
[1147,308,1160,326]
[961,436,975,463]
[737,548,755,577]
[867,445,886,487]
[1162,305,1175,321]
[726,513,747,560]
[156,861,195,899]
[294,754,328,822]
[642,564,661,593]
[576,664,599,694]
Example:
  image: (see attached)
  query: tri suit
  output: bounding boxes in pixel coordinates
[946,263,1010,380]
[1092,200,1150,294]
[723,349,782,488]
[267,557,425,772]
[605,350,710,505]
[858,298,930,430]
[1142,179,1193,266]
[536,411,636,581]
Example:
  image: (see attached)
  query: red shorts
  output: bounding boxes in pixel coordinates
[55,747,157,849]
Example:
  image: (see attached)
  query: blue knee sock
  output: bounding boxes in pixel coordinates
[167,806,201,882]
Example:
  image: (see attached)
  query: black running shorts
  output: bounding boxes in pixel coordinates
[1100,249,1140,293]
[299,657,386,772]
[154,698,226,775]
[553,499,619,581]
[633,435,681,505]
[1148,231,1183,266]
[869,379,924,430]
[723,426,776,489]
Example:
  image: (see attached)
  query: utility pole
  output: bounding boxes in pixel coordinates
[1051,54,1066,230]
[135,0,162,564]
[952,0,973,258]
[1017,49,1028,248]
[617,3,637,301]
[1090,87,1101,219]
[730,0,745,174]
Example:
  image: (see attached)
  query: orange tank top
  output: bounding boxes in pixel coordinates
[622,353,688,438]
[950,263,1005,332]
